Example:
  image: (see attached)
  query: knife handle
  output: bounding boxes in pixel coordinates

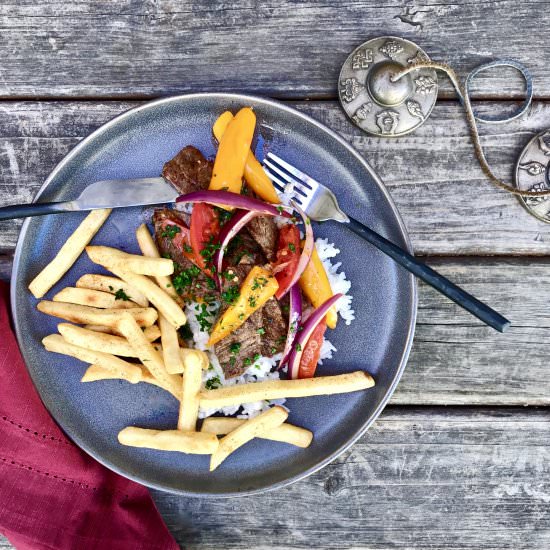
[0,201,78,221]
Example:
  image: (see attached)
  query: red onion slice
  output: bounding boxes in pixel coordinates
[176,190,290,218]
[278,284,302,368]
[275,202,314,300]
[286,293,343,380]
[214,210,258,286]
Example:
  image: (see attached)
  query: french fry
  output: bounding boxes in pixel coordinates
[105,265,186,328]
[201,417,313,448]
[136,224,181,304]
[42,334,142,383]
[180,348,209,371]
[86,245,174,277]
[83,324,161,342]
[178,354,202,432]
[200,371,375,409]
[53,287,140,309]
[37,300,157,328]
[118,427,219,455]
[159,314,185,374]
[28,209,112,298]
[81,364,181,400]
[76,274,148,307]
[210,406,288,471]
[58,323,138,357]
[116,312,182,397]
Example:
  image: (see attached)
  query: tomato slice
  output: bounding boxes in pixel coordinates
[190,203,220,275]
[272,224,300,299]
[160,220,196,264]
[298,318,327,379]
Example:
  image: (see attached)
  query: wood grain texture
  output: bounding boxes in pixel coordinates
[2,99,550,254]
[0,1,545,100]
[151,407,550,550]
[395,257,550,406]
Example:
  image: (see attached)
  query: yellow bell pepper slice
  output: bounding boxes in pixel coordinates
[209,107,256,195]
[299,243,338,329]
[207,266,279,346]
[213,111,280,204]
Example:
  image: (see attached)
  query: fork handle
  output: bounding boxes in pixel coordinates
[344,216,511,332]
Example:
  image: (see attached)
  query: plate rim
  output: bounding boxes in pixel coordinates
[10,92,418,497]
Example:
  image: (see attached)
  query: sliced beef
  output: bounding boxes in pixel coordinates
[246,215,278,262]
[224,227,265,267]
[214,309,263,378]
[162,145,213,195]
[153,208,215,302]
[261,299,287,356]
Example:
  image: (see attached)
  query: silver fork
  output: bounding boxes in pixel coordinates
[263,152,510,333]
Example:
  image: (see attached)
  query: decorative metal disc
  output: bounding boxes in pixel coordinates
[338,36,438,137]
[515,130,550,223]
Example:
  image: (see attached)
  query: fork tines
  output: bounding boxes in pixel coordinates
[263,153,318,207]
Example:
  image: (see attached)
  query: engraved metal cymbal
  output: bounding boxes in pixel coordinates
[515,130,550,223]
[338,36,437,137]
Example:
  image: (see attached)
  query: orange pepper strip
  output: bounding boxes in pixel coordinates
[207,266,279,346]
[209,107,256,195]
[213,111,280,204]
[299,243,338,329]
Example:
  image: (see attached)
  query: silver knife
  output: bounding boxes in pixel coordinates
[0,177,180,221]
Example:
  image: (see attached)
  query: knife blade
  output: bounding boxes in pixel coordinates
[0,177,181,221]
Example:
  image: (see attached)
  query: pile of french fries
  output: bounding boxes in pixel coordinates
[29,208,375,471]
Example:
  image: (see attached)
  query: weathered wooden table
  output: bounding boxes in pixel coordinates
[2,2,550,548]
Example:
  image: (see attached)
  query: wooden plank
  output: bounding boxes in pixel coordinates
[1,253,547,406]
[1,100,550,255]
[0,1,546,100]
[152,407,550,550]
[2,408,549,549]
[394,257,550,406]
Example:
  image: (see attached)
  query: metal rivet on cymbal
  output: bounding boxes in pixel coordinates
[338,36,438,137]
[515,129,550,223]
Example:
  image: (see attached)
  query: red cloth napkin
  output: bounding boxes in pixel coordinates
[0,281,180,550]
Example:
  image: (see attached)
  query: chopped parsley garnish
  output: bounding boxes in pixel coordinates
[215,206,234,227]
[206,277,216,290]
[162,253,171,259]
[288,243,296,252]
[183,244,193,253]
[205,376,221,390]
[221,285,240,305]
[295,343,302,352]
[276,205,284,213]
[251,276,268,290]
[276,335,286,344]
[243,357,253,366]
[257,327,266,335]
[229,356,236,366]
[199,236,221,267]
[282,305,290,313]
[108,285,114,291]
[248,296,257,308]
[161,224,181,239]
[114,289,131,301]
[238,313,245,320]
[196,303,213,331]
[253,353,261,361]
[229,342,242,354]
[270,346,278,355]
[172,265,201,295]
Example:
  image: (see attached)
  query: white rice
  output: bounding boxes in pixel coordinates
[186,237,354,419]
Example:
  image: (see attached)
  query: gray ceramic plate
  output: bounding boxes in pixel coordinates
[11,93,417,496]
